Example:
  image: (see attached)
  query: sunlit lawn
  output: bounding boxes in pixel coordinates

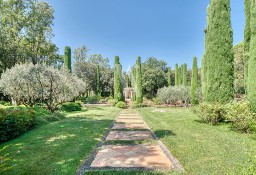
[137,107,256,175]
[0,106,120,175]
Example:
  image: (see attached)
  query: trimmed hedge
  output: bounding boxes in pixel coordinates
[61,102,82,112]
[115,101,126,109]
[0,107,65,143]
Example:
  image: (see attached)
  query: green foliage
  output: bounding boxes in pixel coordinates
[195,103,226,125]
[114,56,124,101]
[115,101,126,109]
[61,102,82,112]
[234,42,245,97]
[64,46,72,72]
[136,56,143,103]
[244,0,251,94]
[167,67,171,86]
[225,101,256,133]
[141,57,168,98]
[107,99,118,106]
[96,65,101,95]
[157,86,191,106]
[248,1,256,112]
[191,57,199,105]
[0,101,11,106]
[175,64,179,86]
[85,95,98,104]
[182,64,187,86]
[152,97,161,105]
[204,0,234,103]
[131,102,146,109]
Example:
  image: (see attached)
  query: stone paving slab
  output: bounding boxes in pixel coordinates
[117,116,140,119]
[90,144,172,168]
[112,123,148,129]
[116,119,144,124]
[106,131,153,140]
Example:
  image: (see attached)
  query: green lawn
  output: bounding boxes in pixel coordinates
[137,107,256,175]
[0,106,120,175]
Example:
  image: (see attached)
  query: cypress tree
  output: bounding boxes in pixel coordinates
[205,0,234,103]
[114,56,124,101]
[167,67,171,86]
[96,65,100,96]
[131,68,137,101]
[64,46,72,72]
[175,64,179,86]
[248,0,256,111]
[191,57,199,105]
[182,64,187,86]
[136,56,143,103]
[244,0,251,94]
[179,66,182,85]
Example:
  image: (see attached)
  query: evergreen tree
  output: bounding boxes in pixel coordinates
[248,0,256,111]
[179,66,182,85]
[96,65,100,96]
[182,64,187,86]
[64,46,71,72]
[175,64,179,86]
[131,68,137,101]
[167,67,171,86]
[204,0,234,103]
[191,57,199,105]
[114,56,124,101]
[244,0,251,94]
[136,56,143,103]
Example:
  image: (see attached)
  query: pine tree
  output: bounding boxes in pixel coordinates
[114,56,124,101]
[182,64,187,86]
[244,0,251,94]
[248,0,256,111]
[167,67,171,86]
[96,65,100,96]
[175,64,179,86]
[64,46,71,72]
[136,56,143,103]
[191,57,199,105]
[204,0,234,103]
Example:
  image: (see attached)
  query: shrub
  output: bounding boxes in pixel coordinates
[85,95,98,104]
[131,102,147,109]
[107,99,118,106]
[0,108,36,142]
[157,86,190,106]
[0,101,11,106]
[225,101,256,133]
[61,102,82,112]
[152,98,161,105]
[115,101,126,109]
[195,103,226,125]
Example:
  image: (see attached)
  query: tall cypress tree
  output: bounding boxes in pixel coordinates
[205,0,234,103]
[96,65,100,96]
[191,57,199,105]
[175,64,179,86]
[114,56,124,101]
[167,67,171,86]
[64,46,71,72]
[248,0,256,112]
[179,66,182,85]
[244,0,251,94]
[131,68,137,101]
[182,64,187,86]
[136,56,143,103]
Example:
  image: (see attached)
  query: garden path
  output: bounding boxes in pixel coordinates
[78,109,183,174]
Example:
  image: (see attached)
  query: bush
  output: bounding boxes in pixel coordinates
[115,101,126,109]
[61,102,82,112]
[0,101,11,106]
[85,95,98,104]
[225,101,256,133]
[131,102,147,109]
[157,86,190,106]
[152,98,161,105]
[108,99,118,106]
[195,103,226,125]
[0,108,35,142]
[0,107,66,143]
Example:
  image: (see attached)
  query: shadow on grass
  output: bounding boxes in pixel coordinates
[154,130,176,138]
[0,116,114,175]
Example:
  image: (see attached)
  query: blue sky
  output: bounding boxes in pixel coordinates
[44,0,244,71]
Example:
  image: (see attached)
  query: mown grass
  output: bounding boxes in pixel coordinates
[137,107,256,175]
[0,106,120,175]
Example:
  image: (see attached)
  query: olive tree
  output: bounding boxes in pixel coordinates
[0,63,86,112]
